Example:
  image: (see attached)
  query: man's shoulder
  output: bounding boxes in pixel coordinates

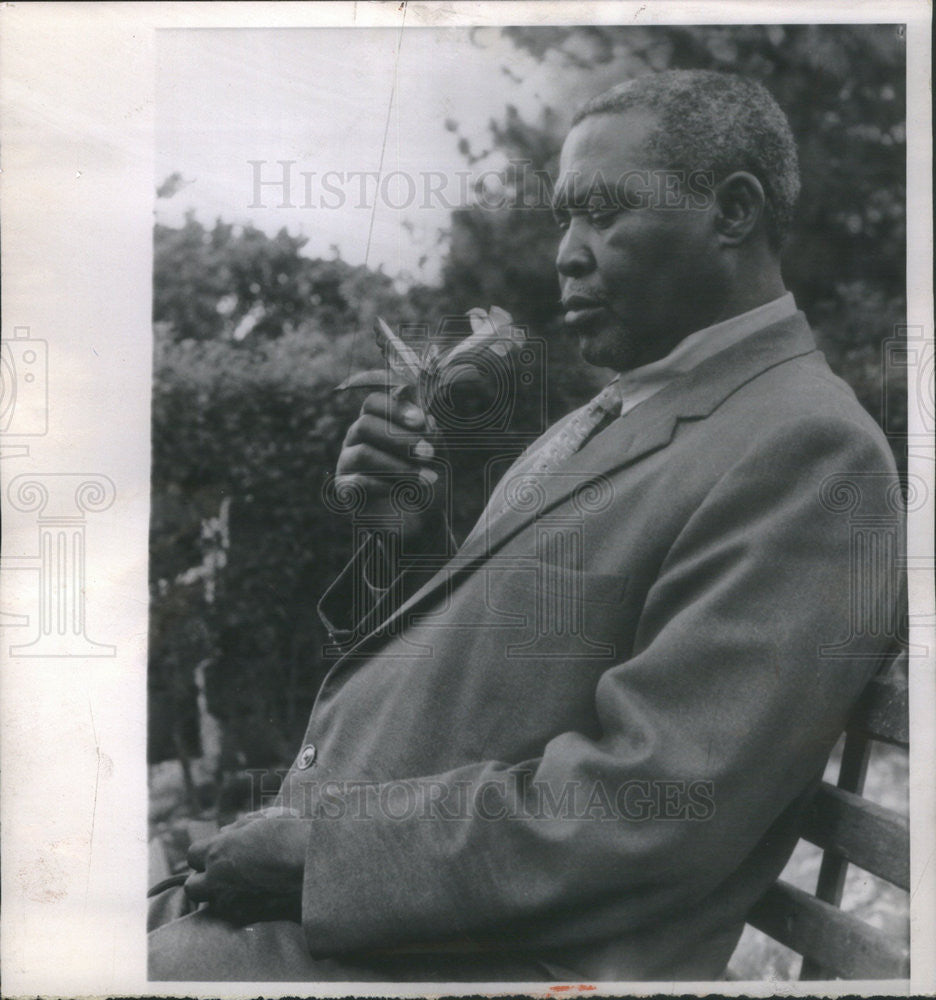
[716,319,883,426]
[683,334,896,480]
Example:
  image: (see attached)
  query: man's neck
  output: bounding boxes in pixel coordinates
[625,273,791,374]
[713,272,788,327]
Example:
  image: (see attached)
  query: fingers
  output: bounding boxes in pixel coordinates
[361,391,426,430]
[180,818,305,924]
[186,836,212,872]
[182,870,246,922]
[183,870,209,903]
[337,442,426,482]
[342,420,434,464]
[183,836,235,909]
[344,413,434,463]
[332,392,445,515]
[336,393,437,494]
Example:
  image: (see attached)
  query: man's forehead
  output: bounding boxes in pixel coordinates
[555,109,662,203]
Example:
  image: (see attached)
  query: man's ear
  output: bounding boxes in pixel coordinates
[714,171,765,246]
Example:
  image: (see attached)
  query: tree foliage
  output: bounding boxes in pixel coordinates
[153,215,409,344]
[149,219,414,764]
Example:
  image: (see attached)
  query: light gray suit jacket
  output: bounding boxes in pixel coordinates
[274,312,902,980]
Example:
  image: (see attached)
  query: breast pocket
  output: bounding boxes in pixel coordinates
[487,563,630,662]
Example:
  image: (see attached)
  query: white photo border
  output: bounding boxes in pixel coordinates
[1,2,932,997]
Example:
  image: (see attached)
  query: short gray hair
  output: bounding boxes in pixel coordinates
[572,70,801,248]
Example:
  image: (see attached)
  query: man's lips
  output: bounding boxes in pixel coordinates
[562,294,607,328]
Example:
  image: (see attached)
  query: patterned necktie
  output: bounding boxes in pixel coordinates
[518,377,624,477]
[465,379,624,541]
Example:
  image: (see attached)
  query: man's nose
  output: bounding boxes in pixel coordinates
[555,223,595,278]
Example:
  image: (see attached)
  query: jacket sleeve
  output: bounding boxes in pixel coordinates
[301,415,902,955]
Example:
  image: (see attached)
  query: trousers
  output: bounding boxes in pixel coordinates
[147,885,577,983]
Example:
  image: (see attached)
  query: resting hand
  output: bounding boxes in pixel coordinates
[184,815,309,925]
[221,804,300,832]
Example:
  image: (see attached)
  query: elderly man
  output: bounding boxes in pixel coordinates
[149,70,901,982]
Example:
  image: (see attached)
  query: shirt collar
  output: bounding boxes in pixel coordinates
[615,292,798,416]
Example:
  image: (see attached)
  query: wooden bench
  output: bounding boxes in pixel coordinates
[746,652,910,979]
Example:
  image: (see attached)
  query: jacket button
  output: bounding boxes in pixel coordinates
[297,744,317,769]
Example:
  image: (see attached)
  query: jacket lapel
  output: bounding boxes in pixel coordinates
[334,312,818,661]
[453,312,818,564]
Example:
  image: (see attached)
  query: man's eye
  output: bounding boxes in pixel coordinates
[588,209,619,229]
[553,212,570,231]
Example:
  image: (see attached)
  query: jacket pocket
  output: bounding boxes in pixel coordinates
[484,564,631,662]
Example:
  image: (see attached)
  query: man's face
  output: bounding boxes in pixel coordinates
[554,110,727,371]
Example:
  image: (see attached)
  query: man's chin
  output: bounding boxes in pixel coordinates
[578,330,634,372]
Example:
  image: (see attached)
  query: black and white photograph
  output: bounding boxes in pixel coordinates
[1,3,933,996]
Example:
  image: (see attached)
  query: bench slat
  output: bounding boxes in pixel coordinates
[848,673,909,747]
[748,881,910,980]
[802,782,910,890]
